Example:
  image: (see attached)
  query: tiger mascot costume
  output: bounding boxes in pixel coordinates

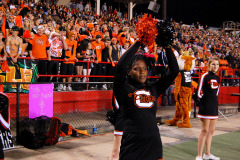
[165,55,196,128]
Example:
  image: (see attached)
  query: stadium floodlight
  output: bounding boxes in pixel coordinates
[148,1,160,13]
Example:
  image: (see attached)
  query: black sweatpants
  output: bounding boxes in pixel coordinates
[37,60,48,82]
[89,63,107,88]
[47,57,60,82]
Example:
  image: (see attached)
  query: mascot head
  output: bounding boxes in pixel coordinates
[178,55,196,71]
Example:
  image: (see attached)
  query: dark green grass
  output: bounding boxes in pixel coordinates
[163,130,240,160]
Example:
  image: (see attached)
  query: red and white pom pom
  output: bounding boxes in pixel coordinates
[136,14,158,46]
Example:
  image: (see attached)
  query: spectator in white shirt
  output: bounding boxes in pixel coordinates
[76,2,84,12]
[102,2,107,12]
[119,41,129,57]
[85,2,91,12]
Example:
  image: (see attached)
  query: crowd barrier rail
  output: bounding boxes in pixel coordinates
[5,56,239,85]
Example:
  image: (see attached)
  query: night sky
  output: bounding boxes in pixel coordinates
[103,0,239,27]
[133,0,240,27]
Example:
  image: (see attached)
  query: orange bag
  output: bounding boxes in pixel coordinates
[1,61,10,72]
[0,84,3,92]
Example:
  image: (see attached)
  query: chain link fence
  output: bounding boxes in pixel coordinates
[52,82,114,134]
[1,80,239,144]
[1,82,114,138]
[2,82,180,139]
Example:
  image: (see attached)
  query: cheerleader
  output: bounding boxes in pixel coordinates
[113,40,179,160]
[196,58,220,160]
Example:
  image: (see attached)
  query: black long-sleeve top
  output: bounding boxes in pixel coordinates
[113,41,179,134]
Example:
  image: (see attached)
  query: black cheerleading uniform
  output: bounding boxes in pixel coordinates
[113,41,179,160]
[197,71,220,119]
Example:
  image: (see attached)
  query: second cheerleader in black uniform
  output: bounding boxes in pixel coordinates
[196,57,220,160]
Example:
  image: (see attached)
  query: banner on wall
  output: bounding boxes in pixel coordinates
[0,58,38,93]
[29,84,53,118]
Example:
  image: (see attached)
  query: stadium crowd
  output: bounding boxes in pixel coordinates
[0,0,239,91]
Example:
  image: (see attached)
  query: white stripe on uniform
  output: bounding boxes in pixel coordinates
[114,97,119,110]
[197,72,209,98]
[114,130,123,136]
[197,114,218,119]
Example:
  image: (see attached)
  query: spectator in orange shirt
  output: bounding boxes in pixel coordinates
[91,23,103,39]
[85,23,94,40]
[90,34,105,89]
[112,26,119,38]
[118,27,129,46]
[60,31,78,91]
[15,7,30,28]
[101,23,109,34]
[92,35,105,62]
[219,54,229,86]
[78,31,89,42]
[224,64,234,86]
[29,25,51,82]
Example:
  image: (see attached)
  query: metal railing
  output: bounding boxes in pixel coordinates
[223,21,240,31]
[2,56,239,87]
